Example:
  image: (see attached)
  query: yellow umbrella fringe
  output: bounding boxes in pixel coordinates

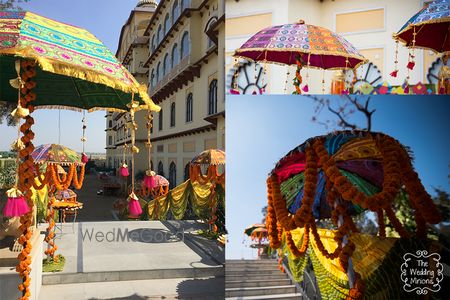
[9,47,160,112]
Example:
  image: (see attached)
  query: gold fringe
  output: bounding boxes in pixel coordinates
[8,46,161,112]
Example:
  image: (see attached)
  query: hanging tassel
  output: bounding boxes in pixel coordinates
[389,70,398,77]
[127,192,142,217]
[404,84,410,94]
[302,84,309,92]
[143,170,157,189]
[406,60,415,70]
[3,187,30,218]
[81,153,89,164]
[390,40,399,77]
[11,104,30,119]
[11,138,25,151]
[120,163,129,177]
[229,89,240,95]
[131,145,140,154]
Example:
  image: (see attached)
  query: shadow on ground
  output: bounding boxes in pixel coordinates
[176,277,225,299]
[88,294,169,300]
[127,228,181,243]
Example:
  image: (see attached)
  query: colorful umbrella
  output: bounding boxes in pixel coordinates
[31,144,83,166]
[0,11,159,112]
[234,20,367,70]
[153,175,169,187]
[54,189,77,201]
[244,223,265,236]
[393,0,450,53]
[190,149,226,166]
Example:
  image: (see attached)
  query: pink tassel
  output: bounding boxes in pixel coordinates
[407,61,415,70]
[302,85,309,92]
[81,153,89,164]
[259,88,265,94]
[3,195,30,218]
[143,175,157,189]
[120,164,129,177]
[128,193,142,217]
[230,89,240,95]
[390,70,398,77]
[342,89,349,95]
[404,85,410,93]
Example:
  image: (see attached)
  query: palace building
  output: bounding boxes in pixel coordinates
[106,0,157,173]
[144,0,225,188]
[107,0,225,189]
[226,0,443,94]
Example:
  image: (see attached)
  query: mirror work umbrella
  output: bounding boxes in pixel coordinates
[233,20,368,94]
[0,11,160,300]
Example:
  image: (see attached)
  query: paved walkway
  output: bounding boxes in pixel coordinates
[39,276,224,300]
[39,221,221,274]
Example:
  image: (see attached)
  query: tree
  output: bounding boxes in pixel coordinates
[0,0,30,126]
[0,0,29,10]
[310,95,375,131]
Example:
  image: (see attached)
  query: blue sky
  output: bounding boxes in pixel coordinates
[226,95,450,259]
[0,0,141,153]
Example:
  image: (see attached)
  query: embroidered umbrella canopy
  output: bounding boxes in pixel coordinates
[54,189,77,201]
[234,20,367,94]
[244,223,266,236]
[393,0,450,53]
[0,11,159,112]
[266,130,442,299]
[31,144,83,166]
[190,149,226,166]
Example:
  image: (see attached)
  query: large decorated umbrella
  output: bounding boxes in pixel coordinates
[244,224,268,258]
[190,149,226,166]
[54,189,77,201]
[391,0,450,93]
[244,223,265,236]
[0,11,159,111]
[266,130,442,299]
[393,0,450,53]
[234,20,367,94]
[31,144,83,166]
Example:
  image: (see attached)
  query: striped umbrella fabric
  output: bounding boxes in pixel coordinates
[31,144,83,166]
[190,149,226,166]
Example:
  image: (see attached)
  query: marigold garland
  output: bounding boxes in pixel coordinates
[16,60,36,300]
[44,192,58,262]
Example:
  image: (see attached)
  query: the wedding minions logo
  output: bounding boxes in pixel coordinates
[401,250,443,294]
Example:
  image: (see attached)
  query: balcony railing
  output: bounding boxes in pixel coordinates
[149,55,190,96]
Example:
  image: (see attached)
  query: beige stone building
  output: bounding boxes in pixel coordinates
[226,0,443,94]
[106,0,157,174]
[107,0,225,189]
[144,0,225,188]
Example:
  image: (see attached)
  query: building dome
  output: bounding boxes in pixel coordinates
[137,0,157,8]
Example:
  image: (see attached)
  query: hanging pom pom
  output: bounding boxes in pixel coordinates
[229,89,240,95]
[390,70,398,77]
[120,164,129,177]
[406,61,415,70]
[302,84,309,93]
[3,188,30,218]
[127,192,142,217]
[342,89,349,95]
[81,153,89,164]
[11,105,30,119]
[143,170,157,189]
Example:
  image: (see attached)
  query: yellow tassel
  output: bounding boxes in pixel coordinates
[11,105,30,118]
[11,139,25,151]
[6,187,23,198]
[131,146,139,154]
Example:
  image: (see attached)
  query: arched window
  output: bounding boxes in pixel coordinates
[108,136,112,145]
[150,69,155,89]
[171,43,179,68]
[172,1,180,23]
[157,24,162,44]
[205,17,218,49]
[157,62,162,81]
[151,160,154,171]
[108,120,112,128]
[170,102,176,127]
[158,161,164,177]
[184,163,190,181]
[181,32,190,58]
[163,53,170,75]
[158,108,163,131]
[151,35,156,53]
[185,93,193,122]
[208,79,218,115]
[169,162,176,189]
[164,14,170,34]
